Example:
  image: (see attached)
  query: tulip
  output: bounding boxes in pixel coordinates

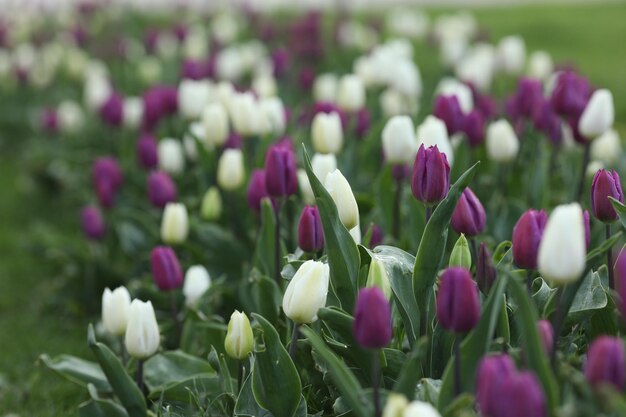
[366,257,392,300]
[451,188,486,237]
[591,169,623,222]
[99,92,124,127]
[253,74,278,98]
[229,91,267,137]
[260,97,287,135]
[436,267,480,333]
[550,71,591,118]
[497,35,526,75]
[512,209,548,270]
[486,119,519,162]
[224,310,254,360]
[537,319,554,356]
[416,115,454,166]
[93,157,123,208]
[337,74,365,112]
[150,246,183,291]
[436,78,472,114]
[403,401,442,417]
[449,234,471,269]
[81,206,106,240]
[85,75,112,112]
[217,149,245,191]
[123,97,143,130]
[433,95,464,135]
[324,169,360,230]
[527,50,553,81]
[584,336,626,391]
[311,153,337,184]
[298,205,324,253]
[584,209,591,249]
[492,371,547,417]
[177,79,213,119]
[462,109,485,147]
[311,111,343,154]
[40,108,58,134]
[247,170,269,213]
[57,100,84,134]
[282,260,330,324]
[382,394,408,417]
[125,299,160,359]
[183,265,211,307]
[136,134,159,169]
[476,242,497,295]
[382,116,418,165]
[147,171,177,209]
[160,203,189,245]
[264,145,297,197]
[369,223,384,248]
[313,73,338,102]
[537,203,586,285]
[590,129,621,165]
[201,102,229,148]
[476,354,517,417]
[158,138,185,175]
[101,287,131,336]
[355,108,371,139]
[513,78,544,118]
[297,169,315,205]
[201,187,222,220]
[411,145,451,205]
[579,89,614,139]
[353,287,392,349]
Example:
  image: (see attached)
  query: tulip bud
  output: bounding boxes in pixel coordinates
[81,205,106,240]
[297,169,315,205]
[178,79,213,119]
[201,102,229,148]
[579,89,614,139]
[433,95,464,136]
[476,242,497,295]
[147,171,177,209]
[224,310,254,360]
[158,138,185,175]
[512,209,548,270]
[99,92,124,127]
[451,188,486,237]
[201,187,222,220]
[537,319,554,356]
[313,73,338,102]
[527,50,553,81]
[298,205,324,253]
[486,119,520,162]
[264,145,297,197]
[449,234,472,269]
[368,223,384,248]
[353,287,392,349]
[382,116,418,165]
[217,149,245,191]
[615,249,626,321]
[125,299,160,359]
[101,287,131,336]
[591,169,623,223]
[537,203,586,285]
[337,74,365,112]
[591,129,621,165]
[324,169,360,230]
[355,108,371,138]
[366,257,392,300]
[229,91,267,137]
[416,115,454,166]
[136,134,159,170]
[92,157,123,208]
[160,203,189,245]
[411,145,451,205]
[122,97,144,130]
[476,354,517,417]
[436,267,480,333]
[462,109,485,147]
[382,394,408,417]
[183,265,211,307]
[497,35,526,75]
[57,100,84,134]
[403,401,441,417]
[282,260,330,324]
[311,111,344,154]
[311,153,337,184]
[585,336,626,390]
[493,371,547,417]
[151,246,183,291]
[247,169,269,213]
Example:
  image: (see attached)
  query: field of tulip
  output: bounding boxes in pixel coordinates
[1,2,626,417]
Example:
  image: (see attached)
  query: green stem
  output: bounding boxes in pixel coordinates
[289,322,299,361]
[274,198,283,285]
[575,143,590,202]
[372,351,381,417]
[607,224,614,290]
[136,359,144,394]
[454,336,462,397]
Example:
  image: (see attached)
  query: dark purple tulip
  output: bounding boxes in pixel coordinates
[476,242,497,295]
[436,267,480,333]
[271,47,289,78]
[247,169,269,213]
[224,132,243,150]
[40,108,59,134]
[353,287,392,349]
[81,206,106,240]
[512,209,548,270]
[298,205,324,252]
[95,181,115,208]
[172,23,188,42]
[264,145,297,197]
[392,164,410,182]
[99,92,124,127]
[492,371,547,417]
[451,188,486,237]
[477,95,498,120]
[463,109,485,147]
[515,78,544,118]
[433,95,464,135]
[591,169,624,223]
[476,354,517,417]
[533,99,562,145]
[411,145,451,205]
[144,29,159,54]
[537,319,554,356]
[136,134,159,169]
[585,336,626,391]
[298,67,315,91]
[369,223,383,248]
[550,71,591,118]
[583,209,591,249]
[181,58,207,80]
[147,171,177,209]
[614,249,626,321]
[355,108,371,139]
[150,246,183,291]
[92,157,123,208]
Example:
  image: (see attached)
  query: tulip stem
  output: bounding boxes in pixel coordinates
[550,287,564,366]
[170,292,181,348]
[469,238,478,266]
[372,351,381,417]
[526,270,533,294]
[575,143,591,202]
[136,359,145,394]
[392,176,402,241]
[607,224,615,289]
[425,205,433,224]
[454,336,462,397]
[289,322,299,361]
[274,198,283,285]
[237,360,244,392]
[119,336,127,366]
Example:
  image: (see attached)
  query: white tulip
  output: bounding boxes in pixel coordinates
[349,224,361,244]
[158,138,185,175]
[217,149,245,191]
[229,91,266,137]
[416,116,454,166]
[313,73,338,103]
[486,119,520,162]
[497,35,526,75]
[586,160,605,178]
[440,38,467,67]
[527,50,553,81]
[389,60,422,98]
[224,311,254,360]
[382,116,418,164]
[101,287,131,336]
[590,129,621,165]
[403,401,441,417]
[253,74,277,98]
[259,97,286,135]
[383,394,409,417]
[161,203,189,244]
[578,89,614,139]
[123,97,144,130]
[297,169,315,205]
[324,169,359,230]
[312,112,344,154]
[380,88,408,117]
[216,47,245,81]
[538,203,586,285]
[156,33,178,59]
[183,28,208,59]
[201,187,223,220]
[386,9,429,39]
[183,122,204,160]
[125,299,160,359]
[216,81,235,110]
[84,75,111,111]
[337,74,366,112]
[183,265,211,307]
[201,103,229,148]
[282,260,330,324]
[436,78,473,113]
[57,100,84,133]
[455,43,496,92]
[178,80,214,119]
[311,153,337,184]
[137,57,162,85]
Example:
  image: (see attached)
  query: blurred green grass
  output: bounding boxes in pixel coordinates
[0,3,624,416]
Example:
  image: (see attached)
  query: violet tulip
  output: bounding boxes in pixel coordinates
[298,205,324,253]
[537,319,554,356]
[147,171,177,209]
[264,145,298,197]
[463,109,485,147]
[590,169,624,223]
[433,95,464,135]
[92,157,123,208]
[99,92,124,127]
[411,145,451,205]
[492,371,547,417]
[476,354,516,417]
[136,134,159,169]
[353,287,392,349]
[81,206,106,240]
[512,209,548,270]
[436,267,480,333]
[585,336,626,391]
[247,169,269,213]
[476,242,497,295]
[150,246,183,291]
[451,188,486,237]
[369,223,383,248]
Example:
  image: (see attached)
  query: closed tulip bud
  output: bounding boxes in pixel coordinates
[416,115,454,166]
[312,111,344,154]
[337,74,365,112]
[81,206,106,240]
[298,206,324,253]
[579,89,614,139]
[183,265,211,307]
[493,371,547,417]
[201,187,222,220]
[433,95,464,136]
[297,169,315,204]
[201,102,229,148]
[436,267,480,333]
[313,73,338,102]
[247,169,269,213]
[476,242,497,295]
[476,354,517,417]
[537,319,554,355]
[123,97,144,130]
[355,108,371,138]
[99,92,124,127]
[512,209,548,270]
[147,171,177,209]
[311,153,337,184]
[158,138,185,175]
[463,109,485,147]
[124,299,160,359]
[353,287,392,349]
[136,134,159,169]
[497,35,526,75]
[527,50,554,81]
[160,203,189,244]
[217,149,245,191]
[486,119,520,162]
[591,129,621,165]
[282,260,330,324]
[450,234,472,269]
[451,188,486,237]
[404,401,441,417]
[538,203,586,285]
[178,79,213,119]
[585,336,626,390]
[411,145,451,205]
[101,287,131,336]
[382,394,408,417]
[229,91,266,137]
[366,257,392,300]
[260,97,287,135]
[151,246,183,291]
[264,145,297,197]
[93,157,123,191]
[57,100,84,134]
[382,116,418,165]
[324,169,360,230]
[615,249,626,321]
[369,223,384,248]
[591,169,624,222]
[224,311,254,360]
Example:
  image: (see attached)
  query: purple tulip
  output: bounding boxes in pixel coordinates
[550,71,591,118]
[585,336,626,391]
[537,319,554,356]
[476,242,497,295]
[515,78,544,119]
[463,110,485,147]
[92,157,123,208]
[99,92,124,127]
[224,132,243,150]
[533,99,562,145]
[181,58,207,80]
[150,246,183,291]
[172,23,188,42]
[81,206,106,240]
[369,223,383,248]
[136,134,159,169]
[264,145,297,197]
[271,47,289,78]
[298,67,315,91]
[411,145,451,205]
[512,209,548,270]
[298,205,324,253]
[436,267,480,333]
[614,249,626,321]
[591,169,624,223]
[144,29,159,54]
[247,169,269,213]
[147,171,177,209]
[433,95,464,135]
[312,101,348,129]
[40,108,59,134]
[476,354,517,417]
[353,287,392,349]
[354,108,371,139]
[451,188,486,237]
[492,371,547,417]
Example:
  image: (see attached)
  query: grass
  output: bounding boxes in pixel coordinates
[0,3,624,416]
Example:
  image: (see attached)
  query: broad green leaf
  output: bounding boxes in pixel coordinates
[567,269,608,323]
[393,338,426,398]
[78,399,129,417]
[249,274,282,326]
[40,354,111,393]
[143,350,214,393]
[610,197,626,230]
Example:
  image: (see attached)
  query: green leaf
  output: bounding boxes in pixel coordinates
[610,197,626,230]
[87,325,147,417]
[143,350,214,394]
[251,314,302,417]
[249,274,282,326]
[78,399,129,417]
[255,198,279,279]
[303,147,360,312]
[208,346,235,395]
[236,372,308,417]
[585,230,623,264]
[40,354,111,393]
[416,378,442,404]
[393,339,426,398]
[567,269,608,323]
